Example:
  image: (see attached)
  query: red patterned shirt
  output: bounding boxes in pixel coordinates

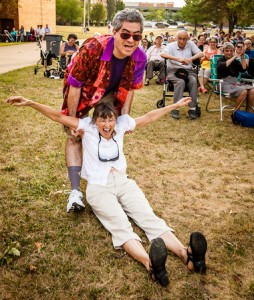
[62,35,146,117]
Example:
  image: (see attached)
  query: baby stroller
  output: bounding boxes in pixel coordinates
[34,40,64,79]
[156,59,201,117]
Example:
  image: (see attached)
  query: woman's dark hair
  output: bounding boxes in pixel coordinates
[67,33,77,41]
[92,102,118,124]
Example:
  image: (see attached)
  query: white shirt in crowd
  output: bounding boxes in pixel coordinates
[146,45,166,62]
[164,40,201,69]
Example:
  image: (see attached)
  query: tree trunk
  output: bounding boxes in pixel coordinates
[228,11,237,35]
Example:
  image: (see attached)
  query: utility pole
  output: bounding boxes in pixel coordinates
[83,0,86,32]
[87,0,90,27]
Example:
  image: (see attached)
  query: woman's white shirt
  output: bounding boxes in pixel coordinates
[76,114,136,185]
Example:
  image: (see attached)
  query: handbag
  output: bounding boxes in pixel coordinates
[231,98,254,127]
[174,68,189,82]
[231,110,254,127]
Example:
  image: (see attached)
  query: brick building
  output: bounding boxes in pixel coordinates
[0,0,56,35]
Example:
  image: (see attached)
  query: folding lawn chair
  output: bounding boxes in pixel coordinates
[206,54,254,121]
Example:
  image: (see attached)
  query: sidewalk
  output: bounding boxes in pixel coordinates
[0,42,40,74]
[0,39,85,75]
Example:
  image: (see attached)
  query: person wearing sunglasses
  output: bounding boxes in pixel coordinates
[60,9,147,213]
[7,95,208,287]
[217,42,254,112]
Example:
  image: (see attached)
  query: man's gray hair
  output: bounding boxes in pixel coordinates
[112,8,144,33]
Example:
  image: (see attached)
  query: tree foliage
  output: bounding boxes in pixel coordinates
[0,0,18,15]
[107,0,116,22]
[115,0,125,12]
[56,0,83,23]
[181,0,254,34]
[146,9,166,22]
[180,0,207,31]
[90,3,107,24]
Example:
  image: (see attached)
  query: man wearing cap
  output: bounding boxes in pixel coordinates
[161,30,203,120]
[144,35,166,85]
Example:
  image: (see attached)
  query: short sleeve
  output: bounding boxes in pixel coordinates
[76,117,92,131]
[116,115,136,133]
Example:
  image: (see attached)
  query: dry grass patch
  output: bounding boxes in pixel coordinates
[0,69,254,299]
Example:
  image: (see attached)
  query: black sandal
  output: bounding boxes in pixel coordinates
[186,232,207,274]
[149,238,169,287]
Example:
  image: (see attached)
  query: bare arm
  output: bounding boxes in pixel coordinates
[6,96,79,130]
[190,51,204,62]
[135,97,191,128]
[121,90,134,115]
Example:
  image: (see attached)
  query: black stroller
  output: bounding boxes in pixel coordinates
[34,40,64,79]
[156,59,201,117]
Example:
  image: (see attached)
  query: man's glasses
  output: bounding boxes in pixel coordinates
[98,134,119,162]
[120,32,142,41]
[210,41,217,43]
[236,45,243,48]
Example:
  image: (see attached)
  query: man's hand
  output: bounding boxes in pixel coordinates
[179,58,192,65]
[69,128,85,138]
[6,96,32,106]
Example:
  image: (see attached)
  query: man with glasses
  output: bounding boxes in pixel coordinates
[161,30,204,120]
[244,39,254,78]
[244,39,254,59]
[61,9,147,213]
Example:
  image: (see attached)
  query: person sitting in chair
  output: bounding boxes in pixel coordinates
[144,35,166,86]
[161,30,204,120]
[60,33,79,70]
[217,42,254,112]
[198,36,220,94]
[7,95,208,287]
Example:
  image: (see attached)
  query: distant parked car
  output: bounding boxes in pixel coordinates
[155,22,169,28]
[177,24,185,29]
[144,21,152,28]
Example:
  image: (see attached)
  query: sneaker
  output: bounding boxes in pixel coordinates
[188,109,197,120]
[171,110,180,119]
[144,79,150,86]
[66,189,85,213]
[149,238,169,287]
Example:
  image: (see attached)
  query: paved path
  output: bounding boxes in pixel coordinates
[0,39,85,74]
[0,42,40,74]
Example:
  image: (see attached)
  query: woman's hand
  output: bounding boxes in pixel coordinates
[6,96,32,106]
[176,97,192,108]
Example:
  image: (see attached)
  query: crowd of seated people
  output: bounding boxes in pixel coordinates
[141,28,254,116]
[4,24,51,42]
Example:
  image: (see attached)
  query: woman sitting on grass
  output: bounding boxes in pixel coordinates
[7,95,207,287]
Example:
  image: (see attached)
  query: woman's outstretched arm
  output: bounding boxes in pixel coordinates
[6,96,79,130]
[135,97,192,128]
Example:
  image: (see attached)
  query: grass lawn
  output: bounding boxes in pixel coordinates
[0,35,254,299]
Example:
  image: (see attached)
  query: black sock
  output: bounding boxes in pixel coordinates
[68,166,81,191]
